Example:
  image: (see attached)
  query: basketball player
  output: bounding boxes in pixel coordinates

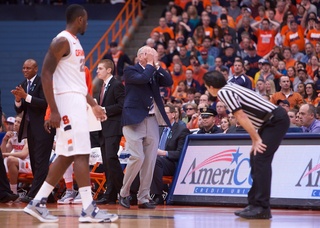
[23,4,118,223]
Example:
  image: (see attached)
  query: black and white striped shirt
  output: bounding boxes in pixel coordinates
[218,83,277,129]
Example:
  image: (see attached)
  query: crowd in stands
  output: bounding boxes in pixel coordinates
[132,0,320,134]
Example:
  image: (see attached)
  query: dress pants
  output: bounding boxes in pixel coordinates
[151,156,176,195]
[248,107,290,208]
[120,116,159,204]
[27,124,55,198]
[99,134,123,201]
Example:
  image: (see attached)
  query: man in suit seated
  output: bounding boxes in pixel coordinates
[151,104,190,204]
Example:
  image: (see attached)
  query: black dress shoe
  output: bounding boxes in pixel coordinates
[20,195,33,203]
[234,205,254,216]
[119,195,131,209]
[152,195,164,205]
[0,192,19,203]
[138,202,156,209]
[130,195,137,206]
[96,197,116,205]
[238,206,272,219]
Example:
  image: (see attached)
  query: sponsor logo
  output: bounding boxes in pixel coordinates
[296,159,320,197]
[180,148,251,195]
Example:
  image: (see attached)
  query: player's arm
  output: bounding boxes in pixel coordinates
[233,109,266,155]
[41,36,70,129]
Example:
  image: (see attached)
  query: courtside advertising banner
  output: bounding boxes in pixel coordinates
[168,134,320,208]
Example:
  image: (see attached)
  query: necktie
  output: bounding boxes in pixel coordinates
[99,82,106,105]
[27,80,32,93]
[159,127,169,150]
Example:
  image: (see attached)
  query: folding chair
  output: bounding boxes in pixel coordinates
[89,147,106,200]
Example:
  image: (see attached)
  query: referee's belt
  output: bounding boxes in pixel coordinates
[262,112,274,123]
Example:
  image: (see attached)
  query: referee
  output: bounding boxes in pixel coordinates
[203,70,289,219]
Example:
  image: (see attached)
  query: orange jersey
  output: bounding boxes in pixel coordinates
[255,29,277,57]
[283,28,305,52]
[216,16,236,29]
[203,26,215,38]
[285,58,296,69]
[306,29,320,47]
[151,26,175,40]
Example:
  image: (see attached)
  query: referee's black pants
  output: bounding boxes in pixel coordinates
[248,107,290,208]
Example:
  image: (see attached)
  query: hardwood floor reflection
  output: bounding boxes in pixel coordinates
[0,203,319,228]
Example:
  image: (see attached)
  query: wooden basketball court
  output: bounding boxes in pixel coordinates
[1,202,319,228]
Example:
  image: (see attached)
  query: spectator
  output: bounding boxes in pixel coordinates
[164,10,177,32]
[151,17,175,41]
[308,55,319,79]
[265,79,276,96]
[228,60,252,89]
[250,18,279,58]
[191,61,207,86]
[306,20,320,47]
[301,0,317,15]
[178,46,190,67]
[185,0,204,16]
[300,43,315,64]
[210,0,222,18]
[182,103,198,129]
[291,44,304,61]
[103,41,132,81]
[244,45,262,78]
[187,5,201,31]
[193,26,206,49]
[299,104,320,133]
[228,0,241,22]
[197,107,222,134]
[276,99,290,112]
[185,68,201,92]
[151,104,190,205]
[156,43,171,67]
[270,76,304,109]
[172,80,188,102]
[297,82,306,98]
[288,108,300,127]
[198,49,214,70]
[274,1,289,23]
[283,19,306,53]
[237,16,256,44]
[304,82,320,106]
[201,36,219,60]
[254,59,274,85]
[287,66,297,84]
[283,47,296,69]
[255,79,267,96]
[293,68,314,92]
[237,37,252,59]
[216,8,236,29]
[215,101,228,127]
[220,116,230,133]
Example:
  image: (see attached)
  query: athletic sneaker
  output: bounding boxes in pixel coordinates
[73,192,82,204]
[79,201,118,223]
[23,198,58,223]
[57,190,77,204]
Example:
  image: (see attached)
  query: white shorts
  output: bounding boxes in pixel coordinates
[4,157,32,174]
[54,92,91,156]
